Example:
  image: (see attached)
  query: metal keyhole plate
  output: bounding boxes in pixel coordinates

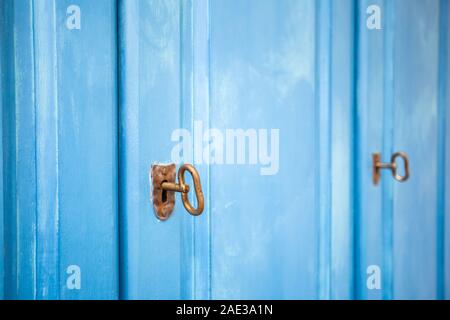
[151,164,177,221]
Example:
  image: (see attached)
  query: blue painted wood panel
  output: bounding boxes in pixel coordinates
[55,0,118,300]
[208,0,354,299]
[445,0,450,300]
[208,0,318,298]
[1,0,118,299]
[119,0,354,299]
[118,0,188,299]
[392,0,440,299]
[1,0,449,300]
[2,0,38,298]
[330,0,356,300]
[0,1,5,299]
[356,0,450,299]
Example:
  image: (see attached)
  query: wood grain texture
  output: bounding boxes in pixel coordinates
[1,0,118,299]
[119,0,354,299]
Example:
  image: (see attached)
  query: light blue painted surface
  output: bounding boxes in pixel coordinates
[3,0,38,299]
[1,0,118,299]
[0,0,5,300]
[55,0,118,300]
[438,0,448,301]
[119,0,354,299]
[208,0,353,299]
[118,0,187,299]
[355,0,388,300]
[356,0,450,299]
[0,0,449,300]
[330,0,356,300]
[438,0,449,300]
[445,0,450,300]
[119,0,449,300]
[392,0,440,299]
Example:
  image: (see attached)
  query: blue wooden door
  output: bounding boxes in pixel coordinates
[355,0,450,299]
[1,0,449,300]
[119,0,450,300]
[119,0,352,300]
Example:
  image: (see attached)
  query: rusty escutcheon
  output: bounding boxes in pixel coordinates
[151,163,204,221]
[151,164,177,221]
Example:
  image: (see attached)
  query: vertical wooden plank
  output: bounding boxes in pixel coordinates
[315,0,356,300]
[381,0,394,300]
[209,0,319,299]
[392,0,439,299]
[1,0,119,299]
[118,0,141,299]
[119,0,189,299]
[437,0,448,300]
[33,0,60,300]
[357,0,447,300]
[179,0,195,300]
[2,0,38,299]
[355,0,385,300]
[445,0,450,300]
[0,0,11,299]
[116,0,354,299]
[330,0,356,299]
[0,0,5,300]
[14,0,38,298]
[316,0,332,300]
[192,0,211,300]
[55,0,118,299]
